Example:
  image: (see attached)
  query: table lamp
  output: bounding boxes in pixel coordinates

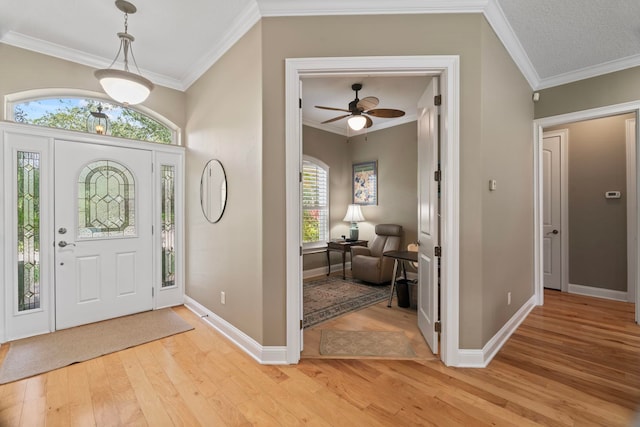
[343,204,365,240]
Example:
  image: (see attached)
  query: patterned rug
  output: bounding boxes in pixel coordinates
[303,276,390,328]
[319,330,416,357]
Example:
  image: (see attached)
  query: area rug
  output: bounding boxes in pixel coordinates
[0,308,193,384]
[304,276,390,328]
[319,330,416,357]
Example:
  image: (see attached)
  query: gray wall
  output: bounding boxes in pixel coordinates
[302,121,419,273]
[535,66,640,119]
[547,114,633,292]
[260,14,535,348]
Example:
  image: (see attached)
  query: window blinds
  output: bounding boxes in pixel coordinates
[302,159,329,244]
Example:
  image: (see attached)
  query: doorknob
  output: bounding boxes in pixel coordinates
[546,229,559,235]
[58,241,76,247]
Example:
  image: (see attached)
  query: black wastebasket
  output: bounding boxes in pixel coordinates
[396,279,410,308]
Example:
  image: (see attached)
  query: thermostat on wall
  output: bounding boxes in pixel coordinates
[605,191,621,199]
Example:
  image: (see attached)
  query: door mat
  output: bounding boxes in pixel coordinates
[319,330,416,358]
[0,308,193,384]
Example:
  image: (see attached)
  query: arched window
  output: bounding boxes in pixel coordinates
[302,156,329,248]
[6,90,179,144]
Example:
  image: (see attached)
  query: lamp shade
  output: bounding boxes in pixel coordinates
[95,69,153,105]
[347,115,367,131]
[343,204,365,223]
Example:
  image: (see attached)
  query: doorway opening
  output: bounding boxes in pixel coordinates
[284,56,462,366]
[534,104,640,324]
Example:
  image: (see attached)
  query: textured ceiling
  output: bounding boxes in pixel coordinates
[1,0,640,133]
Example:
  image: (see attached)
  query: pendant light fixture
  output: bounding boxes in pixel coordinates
[95,0,154,106]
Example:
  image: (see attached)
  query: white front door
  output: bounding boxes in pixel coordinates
[55,140,153,329]
[542,131,564,290]
[417,77,439,354]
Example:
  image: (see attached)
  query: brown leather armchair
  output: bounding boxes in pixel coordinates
[351,224,403,284]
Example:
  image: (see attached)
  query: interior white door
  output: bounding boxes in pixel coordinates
[417,77,439,354]
[55,140,153,329]
[542,132,563,290]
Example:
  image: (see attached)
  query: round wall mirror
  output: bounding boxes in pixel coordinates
[200,159,227,223]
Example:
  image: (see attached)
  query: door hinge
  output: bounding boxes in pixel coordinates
[434,321,441,333]
[300,319,303,329]
[434,246,442,257]
[151,163,154,173]
[152,225,154,235]
[299,172,302,183]
[434,170,442,182]
[300,246,303,256]
[299,98,302,109]
[434,94,442,106]
[152,287,155,297]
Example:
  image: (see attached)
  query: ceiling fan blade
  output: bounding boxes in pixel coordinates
[366,108,406,118]
[357,96,379,111]
[321,114,351,124]
[315,105,351,113]
[365,115,373,128]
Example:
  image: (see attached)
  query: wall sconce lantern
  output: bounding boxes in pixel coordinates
[87,104,109,135]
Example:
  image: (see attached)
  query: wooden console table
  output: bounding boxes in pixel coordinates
[326,240,368,279]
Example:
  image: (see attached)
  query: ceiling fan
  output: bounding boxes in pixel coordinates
[315,83,406,131]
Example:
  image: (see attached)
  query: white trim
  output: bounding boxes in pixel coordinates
[184,296,288,364]
[285,55,461,366]
[536,53,640,91]
[0,31,183,91]
[456,294,536,368]
[259,0,488,16]
[568,284,628,302]
[302,262,352,280]
[181,1,262,90]
[626,119,637,305]
[4,88,182,146]
[533,102,640,312]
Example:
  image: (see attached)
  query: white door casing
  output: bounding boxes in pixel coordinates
[417,77,439,354]
[55,140,153,329]
[542,130,566,291]
[285,56,461,366]
[534,102,640,325]
[626,119,637,304]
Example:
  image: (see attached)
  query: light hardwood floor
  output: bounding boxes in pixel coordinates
[1,290,639,426]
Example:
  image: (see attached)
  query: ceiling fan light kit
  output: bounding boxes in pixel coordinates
[95,0,154,105]
[315,83,405,132]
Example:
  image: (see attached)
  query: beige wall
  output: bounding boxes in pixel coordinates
[479,20,535,345]
[185,24,264,342]
[260,14,534,348]
[535,66,640,119]
[547,114,633,292]
[0,43,186,131]
[303,122,419,273]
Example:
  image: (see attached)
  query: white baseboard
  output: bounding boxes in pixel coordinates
[456,294,537,368]
[183,295,288,365]
[568,283,628,301]
[303,262,352,279]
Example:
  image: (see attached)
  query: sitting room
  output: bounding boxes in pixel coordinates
[300,76,433,359]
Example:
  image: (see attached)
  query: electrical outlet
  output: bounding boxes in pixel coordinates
[221,291,226,305]
[507,292,511,305]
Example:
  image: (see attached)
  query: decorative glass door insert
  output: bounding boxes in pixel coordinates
[17,151,40,311]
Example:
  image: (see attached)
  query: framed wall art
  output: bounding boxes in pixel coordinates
[352,161,377,205]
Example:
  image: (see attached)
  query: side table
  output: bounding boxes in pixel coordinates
[326,240,368,279]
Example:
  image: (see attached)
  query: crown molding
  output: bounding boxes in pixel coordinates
[0,31,183,90]
[482,0,539,90]
[536,53,640,90]
[180,1,262,90]
[258,0,488,16]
